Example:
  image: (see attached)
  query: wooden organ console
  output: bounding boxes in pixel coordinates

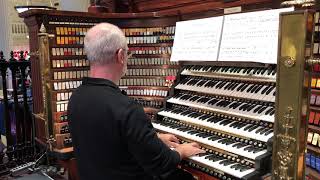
[19,5,318,180]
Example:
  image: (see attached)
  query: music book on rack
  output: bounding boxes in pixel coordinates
[170,7,294,64]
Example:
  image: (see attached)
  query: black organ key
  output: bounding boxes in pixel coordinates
[181,110,192,116]
[208,99,219,105]
[225,140,236,145]
[243,146,255,152]
[196,80,208,86]
[232,67,238,73]
[180,78,191,84]
[187,130,200,135]
[203,80,213,87]
[198,152,210,157]
[243,124,254,131]
[219,160,232,166]
[174,93,184,99]
[205,154,217,160]
[207,117,222,123]
[246,84,255,92]
[259,128,270,135]
[237,83,245,91]
[210,80,220,87]
[248,125,259,132]
[239,84,248,92]
[252,148,264,153]
[216,100,226,107]
[265,86,275,95]
[260,68,267,75]
[182,94,192,100]
[240,166,251,172]
[253,105,264,113]
[270,109,276,115]
[229,82,239,90]
[223,82,232,89]
[196,133,212,138]
[247,104,257,111]
[257,106,268,114]
[261,86,270,94]
[265,107,274,115]
[228,102,238,108]
[246,68,253,74]
[250,84,259,93]
[229,121,240,128]
[265,129,273,135]
[257,68,264,74]
[232,142,248,149]
[254,85,264,93]
[214,81,224,88]
[217,81,227,89]
[187,79,199,86]
[199,114,211,120]
[255,127,265,134]
[177,127,191,132]
[238,123,248,129]
[189,95,201,102]
[197,97,210,103]
[239,103,249,110]
[230,164,241,170]
[208,136,221,141]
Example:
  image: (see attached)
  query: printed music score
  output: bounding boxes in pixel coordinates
[218,8,293,64]
[170,8,293,63]
[170,16,224,61]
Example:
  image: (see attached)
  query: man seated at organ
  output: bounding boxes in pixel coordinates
[68,23,204,180]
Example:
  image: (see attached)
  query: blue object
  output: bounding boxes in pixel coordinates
[311,154,316,169]
[306,153,311,166]
[316,157,320,172]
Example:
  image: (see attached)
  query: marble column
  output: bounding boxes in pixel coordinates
[0,0,11,56]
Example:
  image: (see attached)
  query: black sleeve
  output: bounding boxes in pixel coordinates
[120,102,181,176]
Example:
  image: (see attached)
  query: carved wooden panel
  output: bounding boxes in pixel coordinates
[130,0,274,13]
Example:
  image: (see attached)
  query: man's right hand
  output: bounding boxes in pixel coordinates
[174,142,205,160]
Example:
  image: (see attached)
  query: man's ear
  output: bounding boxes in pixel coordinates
[116,49,125,65]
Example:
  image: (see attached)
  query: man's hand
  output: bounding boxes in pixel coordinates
[174,142,205,160]
[157,133,180,148]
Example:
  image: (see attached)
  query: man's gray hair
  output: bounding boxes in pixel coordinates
[84,23,127,65]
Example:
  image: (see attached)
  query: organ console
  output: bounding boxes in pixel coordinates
[152,63,275,179]
[20,6,318,180]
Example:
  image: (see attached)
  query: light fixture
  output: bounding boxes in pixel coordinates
[14,5,56,14]
[281,0,316,7]
[14,0,57,14]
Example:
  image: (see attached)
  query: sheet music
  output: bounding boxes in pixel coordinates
[170,16,224,61]
[218,8,293,64]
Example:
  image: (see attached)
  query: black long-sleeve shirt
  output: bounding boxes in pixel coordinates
[68,77,180,180]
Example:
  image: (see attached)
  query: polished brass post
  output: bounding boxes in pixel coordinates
[272,10,314,180]
[37,23,55,142]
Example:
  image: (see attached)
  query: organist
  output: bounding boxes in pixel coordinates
[68,23,204,180]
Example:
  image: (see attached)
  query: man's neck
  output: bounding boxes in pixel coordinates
[89,64,121,85]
